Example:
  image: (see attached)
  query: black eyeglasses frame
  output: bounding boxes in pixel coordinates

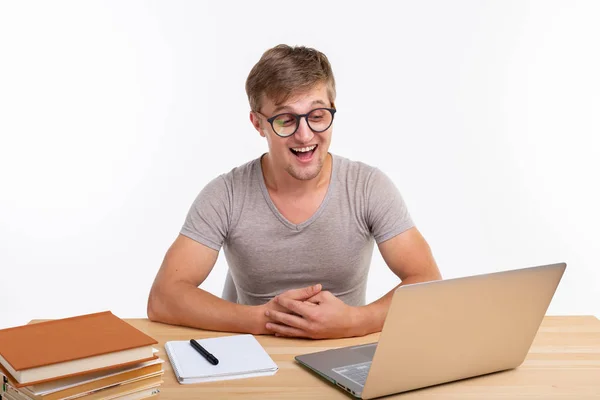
[256,107,337,138]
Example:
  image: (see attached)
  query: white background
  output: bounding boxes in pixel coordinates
[1,1,598,330]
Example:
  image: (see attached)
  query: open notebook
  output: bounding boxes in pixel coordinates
[165,334,278,384]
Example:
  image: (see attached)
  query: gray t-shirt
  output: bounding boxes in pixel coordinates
[180,154,414,306]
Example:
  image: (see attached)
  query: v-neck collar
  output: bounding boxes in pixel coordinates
[257,153,337,231]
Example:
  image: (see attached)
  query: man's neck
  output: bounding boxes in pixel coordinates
[261,153,332,196]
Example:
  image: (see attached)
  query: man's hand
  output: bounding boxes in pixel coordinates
[264,290,364,339]
[253,284,322,335]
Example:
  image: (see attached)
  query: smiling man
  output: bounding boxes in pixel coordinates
[147,44,442,339]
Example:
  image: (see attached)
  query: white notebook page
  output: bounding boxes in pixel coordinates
[165,334,278,384]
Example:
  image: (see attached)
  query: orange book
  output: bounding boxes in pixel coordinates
[70,374,162,400]
[22,360,164,400]
[0,311,157,387]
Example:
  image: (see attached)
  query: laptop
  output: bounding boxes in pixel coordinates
[295,262,566,399]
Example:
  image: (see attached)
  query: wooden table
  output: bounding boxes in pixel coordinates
[33,316,600,399]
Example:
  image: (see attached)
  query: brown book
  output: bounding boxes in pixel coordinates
[0,311,158,386]
[2,383,31,400]
[67,375,163,400]
[22,360,164,400]
[1,374,162,400]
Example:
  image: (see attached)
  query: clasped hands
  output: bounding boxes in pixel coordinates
[257,284,365,339]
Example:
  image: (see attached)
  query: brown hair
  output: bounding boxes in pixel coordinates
[245,44,336,112]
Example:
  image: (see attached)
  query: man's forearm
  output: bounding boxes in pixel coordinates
[147,282,261,334]
[353,287,397,337]
[354,273,442,336]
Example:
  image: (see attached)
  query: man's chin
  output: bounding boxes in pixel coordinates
[284,150,329,181]
[287,164,322,181]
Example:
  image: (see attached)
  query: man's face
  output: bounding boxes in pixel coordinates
[251,84,333,182]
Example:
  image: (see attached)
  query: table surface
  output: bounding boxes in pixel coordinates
[31,316,600,399]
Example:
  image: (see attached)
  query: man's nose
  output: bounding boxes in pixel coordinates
[294,117,314,143]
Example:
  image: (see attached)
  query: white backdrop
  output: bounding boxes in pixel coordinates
[1,1,598,330]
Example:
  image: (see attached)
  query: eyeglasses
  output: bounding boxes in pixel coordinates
[255,107,337,137]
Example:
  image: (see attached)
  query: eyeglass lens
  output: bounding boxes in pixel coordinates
[271,108,334,137]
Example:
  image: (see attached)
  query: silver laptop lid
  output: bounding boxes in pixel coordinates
[361,262,566,399]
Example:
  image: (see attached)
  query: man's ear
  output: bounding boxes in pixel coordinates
[249,111,265,137]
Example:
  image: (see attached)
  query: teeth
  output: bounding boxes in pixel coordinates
[292,145,316,152]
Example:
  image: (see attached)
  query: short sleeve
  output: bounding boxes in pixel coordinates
[180,175,232,251]
[365,168,415,244]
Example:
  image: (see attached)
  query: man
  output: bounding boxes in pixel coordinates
[147,44,441,339]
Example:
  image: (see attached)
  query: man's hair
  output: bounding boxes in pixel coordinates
[245,44,336,112]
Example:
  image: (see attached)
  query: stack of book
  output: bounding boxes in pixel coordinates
[0,311,163,400]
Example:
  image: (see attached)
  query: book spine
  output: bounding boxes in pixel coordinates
[3,384,32,400]
[2,392,17,400]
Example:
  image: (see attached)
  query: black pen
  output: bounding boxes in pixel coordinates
[189,339,219,365]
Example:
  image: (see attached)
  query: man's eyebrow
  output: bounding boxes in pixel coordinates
[271,100,328,114]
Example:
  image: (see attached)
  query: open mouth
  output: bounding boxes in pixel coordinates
[290,144,317,161]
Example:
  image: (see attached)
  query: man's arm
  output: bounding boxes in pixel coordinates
[354,226,442,335]
[147,234,322,334]
[147,234,262,333]
[264,227,441,338]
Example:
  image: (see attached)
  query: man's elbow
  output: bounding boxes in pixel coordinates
[423,268,442,283]
[430,267,442,281]
[147,286,167,322]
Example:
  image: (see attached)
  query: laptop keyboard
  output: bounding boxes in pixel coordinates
[333,361,372,387]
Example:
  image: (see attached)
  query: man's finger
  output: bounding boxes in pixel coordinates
[265,322,307,338]
[306,292,325,304]
[266,309,310,330]
[280,284,322,301]
[276,296,316,318]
